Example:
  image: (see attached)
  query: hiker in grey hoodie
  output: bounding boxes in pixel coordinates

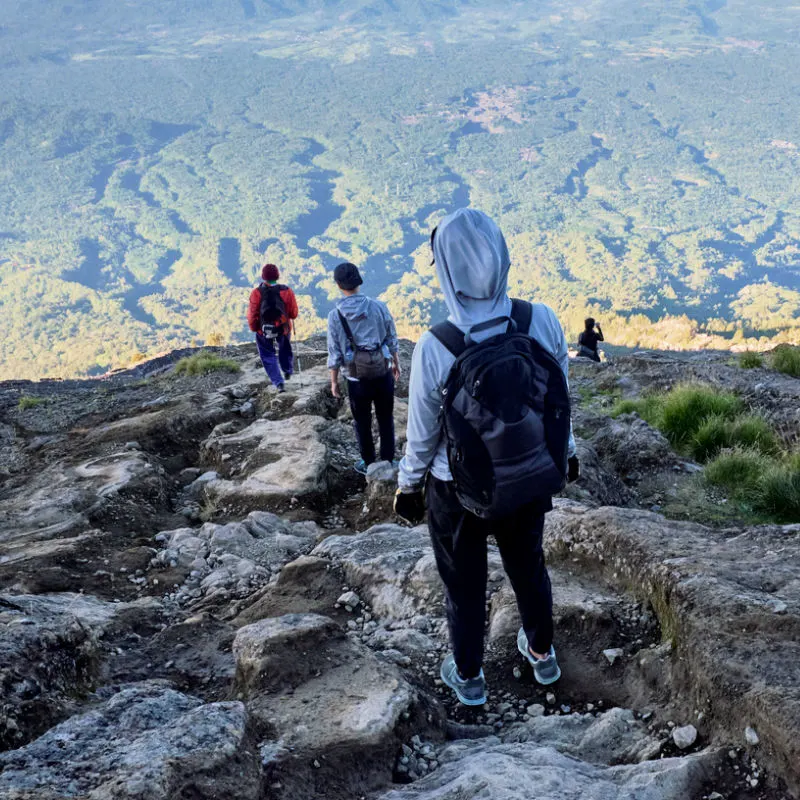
[395,208,579,706]
[328,262,401,474]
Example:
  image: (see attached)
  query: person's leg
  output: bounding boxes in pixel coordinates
[347,379,376,465]
[372,371,396,462]
[426,476,488,679]
[278,332,294,378]
[255,334,284,387]
[492,511,553,656]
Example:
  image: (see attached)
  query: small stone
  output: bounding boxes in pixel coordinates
[744,726,760,746]
[526,704,545,718]
[546,692,556,705]
[512,666,522,680]
[337,590,361,610]
[313,759,321,769]
[586,703,595,712]
[707,793,724,800]
[603,648,624,665]
[672,724,698,750]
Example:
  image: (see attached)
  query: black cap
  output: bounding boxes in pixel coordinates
[334,262,363,290]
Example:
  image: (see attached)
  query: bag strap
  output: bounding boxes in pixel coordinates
[430,321,467,358]
[510,298,532,335]
[337,310,357,349]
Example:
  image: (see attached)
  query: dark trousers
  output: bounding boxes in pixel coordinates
[256,331,293,387]
[426,476,554,679]
[347,372,395,465]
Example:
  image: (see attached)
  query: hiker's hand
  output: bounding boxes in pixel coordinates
[568,456,580,483]
[330,381,342,400]
[394,488,425,525]
[392,361,401,381]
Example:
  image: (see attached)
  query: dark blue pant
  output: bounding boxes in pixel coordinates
[256,332,293,387]
[347,372,395,465]
[426,476,553,679]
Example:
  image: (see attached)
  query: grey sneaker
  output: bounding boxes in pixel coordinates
[440,654,487,706]
[517,628,561,685]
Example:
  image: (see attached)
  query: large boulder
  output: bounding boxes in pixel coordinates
[0,593,162,750]
[153,511,320,607]
[0,682,259,800]
[312,524,443,619]
[375,738,718,800]
[201,415,329,511]
[545,501,800,796]
[589,414,682,483]
[233,613,416,800]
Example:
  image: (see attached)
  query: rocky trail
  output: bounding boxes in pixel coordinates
[1,340,798,799]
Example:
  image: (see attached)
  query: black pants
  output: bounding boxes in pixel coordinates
[347,372,395,465]
[426,476,554,679]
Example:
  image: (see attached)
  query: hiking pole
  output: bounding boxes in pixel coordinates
[294,318,304,389]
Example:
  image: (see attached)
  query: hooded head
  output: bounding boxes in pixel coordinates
[262,263,280,283]
[431,208,511,326]
[585,317,595,330]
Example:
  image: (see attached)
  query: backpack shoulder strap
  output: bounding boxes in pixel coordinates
[430,321,467,358]
[337,310,356,348]
[510,298,533,335]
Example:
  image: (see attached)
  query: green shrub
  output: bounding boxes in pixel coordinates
[729,416,780,455]
[18,396,45,411]
[739,351,763,369]
[772,346,800,377]
[611,395,663,424]
[705,448,768,493]
[692,415,733,462]
[174,352,240,377]
[756,462,800,522]
[658,385,742,449]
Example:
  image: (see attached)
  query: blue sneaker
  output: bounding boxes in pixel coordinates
[517,628,561,685]
[354,459,368,475]
[440,654,487,706]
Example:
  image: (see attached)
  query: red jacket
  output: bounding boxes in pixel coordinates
[248,283,299,334]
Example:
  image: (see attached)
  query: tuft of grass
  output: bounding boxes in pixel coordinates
[756,463,800,522]
[705,448,769,492]
[739,351,764,369]
[728,416,780,455]
[659,386,742,449]
[18,396,46,411]
[692,414,778,462]
[772,346,800,377]
[174,352,240,377]
[611,395,663,424]
[706,448,800,523]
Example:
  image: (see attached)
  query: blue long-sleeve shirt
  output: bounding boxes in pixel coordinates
[327,293,399,378]
[399,300,577,489]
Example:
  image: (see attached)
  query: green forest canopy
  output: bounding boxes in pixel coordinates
[1,0,799,379]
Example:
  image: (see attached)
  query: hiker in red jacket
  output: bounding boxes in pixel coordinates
[248,264,299,392]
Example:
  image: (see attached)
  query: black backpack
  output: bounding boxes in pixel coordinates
[259,284,287,339]
[431,299,570,519]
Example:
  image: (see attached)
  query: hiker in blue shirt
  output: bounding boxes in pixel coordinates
[327,262,401,475]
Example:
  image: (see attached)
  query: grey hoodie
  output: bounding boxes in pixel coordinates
[327,293,398,377]
[398,208,576,489]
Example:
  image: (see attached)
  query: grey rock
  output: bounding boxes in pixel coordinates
[672,725,698,750]
[603,648,624,665]
[376,719,718,799]
[744,726,760,746]
[0,682,259,800]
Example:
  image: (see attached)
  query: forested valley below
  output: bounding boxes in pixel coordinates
[1,0,800,379]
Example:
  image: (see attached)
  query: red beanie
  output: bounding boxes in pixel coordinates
[262,263,280,282]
